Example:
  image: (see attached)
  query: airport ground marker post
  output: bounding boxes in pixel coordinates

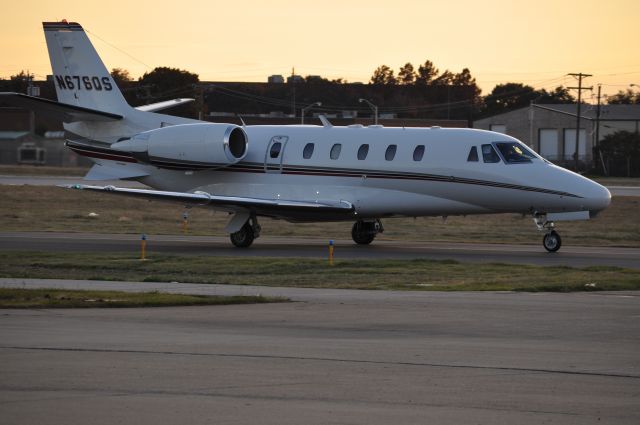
[141,234,147,261]
[329,240,334,266]
[182,211,189,234]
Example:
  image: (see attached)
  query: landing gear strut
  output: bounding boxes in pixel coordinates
[534,214,562,253]
[230,216,261,248]
[351,219,383,245]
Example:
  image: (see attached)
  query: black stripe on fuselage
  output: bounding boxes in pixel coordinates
[66,142,580,198]
[66,141,137,163]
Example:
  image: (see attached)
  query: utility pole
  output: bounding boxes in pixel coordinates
[291,67,296,118]
[595,84,608,176]
[567,73,592,171]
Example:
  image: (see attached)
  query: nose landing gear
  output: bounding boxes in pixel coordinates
[534,214,562,252]
[542,230,562,252]
[352,219,384,245]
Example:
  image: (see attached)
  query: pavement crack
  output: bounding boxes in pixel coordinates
[2,345,638,380]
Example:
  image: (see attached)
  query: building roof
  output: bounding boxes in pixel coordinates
[534,104,640,121]
[477,104,640,122]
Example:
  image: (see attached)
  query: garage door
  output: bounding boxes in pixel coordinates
[563,129,587,160]
[539,129,558,160]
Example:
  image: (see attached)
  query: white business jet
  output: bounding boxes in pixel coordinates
[0,21,611,252]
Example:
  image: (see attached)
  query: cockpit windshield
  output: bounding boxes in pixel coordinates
[495,142,537,164]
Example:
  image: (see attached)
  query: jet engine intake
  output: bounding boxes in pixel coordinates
[111,123,248,170]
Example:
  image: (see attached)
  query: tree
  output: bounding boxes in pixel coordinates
[110,68,132,88]
[482,82,537,115]
[452,68,475,86]
[138,67,200,117]
[432,70,454,86]
[536,86,575,104]
[607,89,640,105]
[415,60,439,86]
[369,65,397,85]
[480,83,576,117]
[598,130,640,176]
[139,67,199,99]
[398,63,416,85]
[7,70,32,93]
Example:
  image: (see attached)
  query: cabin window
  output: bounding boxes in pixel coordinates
[481,144,500,163]
[413,145,425,161]
[357,144,369,160]
[467,146,479,162]
[385,144,397,161]
[330,143,342,160]
[495,142,536,164]
[270,142,282,159]
[303,143,314,159]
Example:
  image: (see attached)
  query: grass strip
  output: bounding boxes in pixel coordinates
[1,251,638,292]
[0,288,286,309]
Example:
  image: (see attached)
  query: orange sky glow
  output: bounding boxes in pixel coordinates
[2,0,639,100]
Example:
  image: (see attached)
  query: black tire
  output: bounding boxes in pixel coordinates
[230,223,255,248]
[543,231,562,252]
[352,221,376,245]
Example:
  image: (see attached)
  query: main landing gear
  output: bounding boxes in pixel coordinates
[351,219,384,245]
[534,215,562,253]
[230,216,261,248]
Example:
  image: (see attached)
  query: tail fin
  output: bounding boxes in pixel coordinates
[43,21,131,115]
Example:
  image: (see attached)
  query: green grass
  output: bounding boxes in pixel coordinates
[0,287,286,309]
[1,251,639,292]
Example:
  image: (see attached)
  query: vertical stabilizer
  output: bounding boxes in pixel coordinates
[43,21,131,115]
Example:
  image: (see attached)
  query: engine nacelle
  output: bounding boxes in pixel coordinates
[111,123,248,170]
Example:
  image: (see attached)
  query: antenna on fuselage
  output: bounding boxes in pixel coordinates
[237,115,246,127]
[318,114,332,128]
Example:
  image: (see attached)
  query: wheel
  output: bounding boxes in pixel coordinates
[351,221,376,245]
[230,223,255,248]
[543,231,562,252]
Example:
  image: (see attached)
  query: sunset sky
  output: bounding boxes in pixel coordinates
[2,0,639,99]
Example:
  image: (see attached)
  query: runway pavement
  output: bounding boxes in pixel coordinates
[1,279,639,424]
[2,231,639,269]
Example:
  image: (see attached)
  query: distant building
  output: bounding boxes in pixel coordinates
[286,74,303,84]
[474,104,640,169]
[267,75,284,84]
[0,108,88,166]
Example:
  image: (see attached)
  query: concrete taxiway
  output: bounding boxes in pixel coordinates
[2,231,639,269]
[1,279,639,425]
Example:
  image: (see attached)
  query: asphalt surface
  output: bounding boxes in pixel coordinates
[1,279,639,425]
[2,231,639,269]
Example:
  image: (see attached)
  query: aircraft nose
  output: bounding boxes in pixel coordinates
[584,181,611,216]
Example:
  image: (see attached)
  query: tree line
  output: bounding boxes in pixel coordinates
[2,65,639,120]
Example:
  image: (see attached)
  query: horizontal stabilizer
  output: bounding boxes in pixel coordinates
[84,163,150,181]
[64,184,355,218]
[135,98,195,112]
[0,92,122,122]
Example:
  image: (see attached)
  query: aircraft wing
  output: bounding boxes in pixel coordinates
[65,184,355,219]
[0,92,122,122]
[135,98,194,112]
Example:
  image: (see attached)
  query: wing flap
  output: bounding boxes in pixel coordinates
[64,184,355,218]
[0,92,123,122]
[84,164,150,181]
